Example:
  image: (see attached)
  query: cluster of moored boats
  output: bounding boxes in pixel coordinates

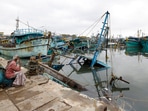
[0,27,102,58]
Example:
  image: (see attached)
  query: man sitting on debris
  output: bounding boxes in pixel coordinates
[5,55,26,87]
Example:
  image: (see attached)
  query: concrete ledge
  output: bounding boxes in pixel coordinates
[0,57,122,111]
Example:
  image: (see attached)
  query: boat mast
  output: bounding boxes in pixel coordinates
[16,17,19,30]
[90,11,110,68]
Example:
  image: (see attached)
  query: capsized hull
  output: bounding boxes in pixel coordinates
[0,38,49,58]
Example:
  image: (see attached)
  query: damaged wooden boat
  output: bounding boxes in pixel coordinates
[38,62,86,91]
[0,19,51,58]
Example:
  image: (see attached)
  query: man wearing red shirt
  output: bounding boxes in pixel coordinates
[5,55,22,87]
[5,55,21,79]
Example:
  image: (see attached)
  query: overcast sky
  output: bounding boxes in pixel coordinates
[0,0,148,37]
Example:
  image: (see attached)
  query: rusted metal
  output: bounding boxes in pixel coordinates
[110,73,130,85]
[48,52,56,67]
[25,56,44,76]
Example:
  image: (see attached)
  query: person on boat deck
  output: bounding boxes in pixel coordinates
[5,55,26,87]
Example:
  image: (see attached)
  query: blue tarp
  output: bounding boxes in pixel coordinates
[0,67,13,87]
[0,67,5,84]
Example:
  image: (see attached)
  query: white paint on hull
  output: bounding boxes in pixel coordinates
[0,38,49,58]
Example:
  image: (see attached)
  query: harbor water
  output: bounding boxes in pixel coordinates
[1,48,148,111]
[59,48,148,111]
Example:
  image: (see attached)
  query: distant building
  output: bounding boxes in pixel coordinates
[0,32,4,36]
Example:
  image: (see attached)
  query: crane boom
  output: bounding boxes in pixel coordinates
[90,11,110,68]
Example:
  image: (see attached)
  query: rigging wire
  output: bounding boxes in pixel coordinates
[78,12,106,37]
[16,18,43,32]
[108,14,115,75]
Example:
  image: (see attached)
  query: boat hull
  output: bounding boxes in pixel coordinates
[125,40,140,48]
[140,37,148,49]
[0,38,49,58]
[125,37,141,48]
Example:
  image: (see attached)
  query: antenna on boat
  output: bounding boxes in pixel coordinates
[27,21,30,29]
[16,17,19,30]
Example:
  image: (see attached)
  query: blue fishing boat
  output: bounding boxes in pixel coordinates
[140,36,148,50]
[47,35,68,55]
[66,11,110,68]
[49,35,65,48]
[0,29,50,58]
[68,37,90,51]
[125,36,141,48]
[0,19,50,58]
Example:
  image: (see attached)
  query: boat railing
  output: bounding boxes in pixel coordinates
[13,29,44,36]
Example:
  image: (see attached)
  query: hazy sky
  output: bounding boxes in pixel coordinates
[0,0,147,37]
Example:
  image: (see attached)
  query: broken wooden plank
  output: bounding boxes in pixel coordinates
[38,62,86,91]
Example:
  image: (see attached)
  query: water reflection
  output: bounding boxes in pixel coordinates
[125,47,148,57]
[61,49,135,110]
[91,67,130,97]
[125,47,141,56]
[91,68,109,98]
[67,57,130,106]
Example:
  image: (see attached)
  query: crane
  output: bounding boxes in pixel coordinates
[90,11,110,68]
